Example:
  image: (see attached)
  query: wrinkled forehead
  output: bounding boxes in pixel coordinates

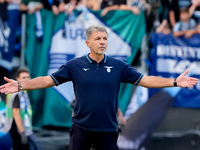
[92,31,107,36]
[88,31,108,40]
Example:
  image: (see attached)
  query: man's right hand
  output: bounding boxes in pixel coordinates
[20,131,28,145]
[0,77,19,94]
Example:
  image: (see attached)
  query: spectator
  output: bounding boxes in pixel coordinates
[130,0,151,15]
[59,0,86,14]
[58,0,71,12]
[100,0,127,16]
[149,0,163,29]
[59,0,88,23]
[7,0,21,8]
[20,0,44,42]
[169,0,192,28]
[0,0,9,22]
[151,0,172,32]
[100,0,151,16]
[156,19,172,34]
[0,0,10,54]
[189,0,200,32]
[41,0,60,15]
[20,0,43,14]
[120,0,151,15]
[173,6,199,38]
[159,0,170,21]
[4,68,41,150]
[86,0,101,11]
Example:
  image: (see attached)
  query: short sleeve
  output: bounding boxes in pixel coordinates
[13,95,20,108]
[120,63,143,85]
[50,64,73,86]
[190,19,197,29]
[173,22,181,32]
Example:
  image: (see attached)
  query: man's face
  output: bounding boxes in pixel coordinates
[86,31,108,55]
[17,72,30,82]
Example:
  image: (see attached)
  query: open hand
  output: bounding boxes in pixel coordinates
[177,69,198,87]
[0,77,19,94]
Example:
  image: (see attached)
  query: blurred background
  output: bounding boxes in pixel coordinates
[1,0,200,149]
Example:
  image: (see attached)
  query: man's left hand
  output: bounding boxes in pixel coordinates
[177,69,198,87]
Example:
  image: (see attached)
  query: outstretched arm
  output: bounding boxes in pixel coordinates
[189,0,199,17]
[0,76,56,94]
[138,70,198,88]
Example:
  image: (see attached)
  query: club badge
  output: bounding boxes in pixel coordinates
[104,66,113,73]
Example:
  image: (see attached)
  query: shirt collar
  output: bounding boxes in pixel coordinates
[86,54,107,64]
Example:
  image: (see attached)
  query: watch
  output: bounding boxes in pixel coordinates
[173,78,177,87]
[18,82,22,91]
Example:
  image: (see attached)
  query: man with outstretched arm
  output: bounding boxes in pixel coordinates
[0,25,198,150]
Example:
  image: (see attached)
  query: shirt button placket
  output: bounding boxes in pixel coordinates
[97,63,99,70]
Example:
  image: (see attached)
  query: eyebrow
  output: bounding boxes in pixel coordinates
[95,36,107,39]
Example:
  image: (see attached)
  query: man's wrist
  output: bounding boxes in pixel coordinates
[173,78,177,87]
[17,82,23,91]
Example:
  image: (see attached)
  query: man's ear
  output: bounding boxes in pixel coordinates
[85,40,89,47]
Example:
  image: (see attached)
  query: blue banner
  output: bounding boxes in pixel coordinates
[0,9,19,71]
[149,33,200,108]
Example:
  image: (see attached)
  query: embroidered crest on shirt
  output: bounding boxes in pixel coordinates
[104,66,113,73]
[83,68,90,71]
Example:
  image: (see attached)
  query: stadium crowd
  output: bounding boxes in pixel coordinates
[1,0,200,46]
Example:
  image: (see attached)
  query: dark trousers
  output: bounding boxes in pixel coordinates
[69,124,119,150]
[10,132,29,150]
[10,132,41,150]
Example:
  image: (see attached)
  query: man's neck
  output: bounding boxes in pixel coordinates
[89,53,104,63]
